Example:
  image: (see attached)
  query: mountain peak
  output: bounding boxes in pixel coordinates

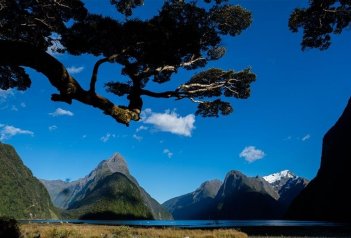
[263,170,296,184]
[193,179,222,201]
[104,153,129,175]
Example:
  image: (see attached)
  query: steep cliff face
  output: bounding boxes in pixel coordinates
[0,143,58,219]
[212,171,281,219]
[287,98,351,221]
[163,180,222,219]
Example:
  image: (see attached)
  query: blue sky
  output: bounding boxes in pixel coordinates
[1,0,351,203]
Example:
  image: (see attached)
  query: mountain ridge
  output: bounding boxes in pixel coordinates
[163,169,309,220]
[42,153,172,220]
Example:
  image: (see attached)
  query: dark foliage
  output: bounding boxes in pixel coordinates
[0,66,30,90]
[0,217,20,238]
[289,0,351,50]
[0,0,255,125]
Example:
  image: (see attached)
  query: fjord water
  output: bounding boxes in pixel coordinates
[19,220,344,228]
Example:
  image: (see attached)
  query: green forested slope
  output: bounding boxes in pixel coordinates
[64,173,153,220]
[0,143,58,219]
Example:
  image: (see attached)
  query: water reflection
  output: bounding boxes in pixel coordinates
[19,219,346,228]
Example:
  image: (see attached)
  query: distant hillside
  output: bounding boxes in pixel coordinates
[0,143,58,219]
[163,170,308,220]
[163,180,222,219]
[42,153,172,220]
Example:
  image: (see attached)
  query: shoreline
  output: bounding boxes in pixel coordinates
[18,223,351,238]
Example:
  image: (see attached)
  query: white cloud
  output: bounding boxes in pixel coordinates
[0,124,34,141]
[48,125,58,131]
[49,108,74,117]
[302,134,311,141]
[136,125,148,132]
[0,89,14,102]
[163,148,173,159]
[67,66,84,74]
[100,133,115,143]
[133,134,143,142]
[142,109,195,137]
[239,146,265,163]
[20,102,26,108]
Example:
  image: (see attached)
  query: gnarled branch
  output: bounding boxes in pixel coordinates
[0,40,139,126]
[90,54,119,94]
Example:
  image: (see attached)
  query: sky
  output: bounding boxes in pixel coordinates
[1,0,351,203]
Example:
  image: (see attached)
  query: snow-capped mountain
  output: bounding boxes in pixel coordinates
[263,170,309,209]
[263,170,295,184]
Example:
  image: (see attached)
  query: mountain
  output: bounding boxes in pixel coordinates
[287,98,351,221]
[263,170,309,211]
[163,179,222,219]
[212,170,281,219]
[0,143,58,219]
[263,170,296,191]
[42,153,172,220]
[163,170,308,220]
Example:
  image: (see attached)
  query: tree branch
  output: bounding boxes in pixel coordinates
[179,78,239,94]
[140,75,241,99]
[140,88,180,98]
[0,40,139,126]
[90,54,119,94]
[323,9,351,14]
[155,56,206,74]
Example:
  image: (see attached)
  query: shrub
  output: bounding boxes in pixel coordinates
[0,217,21,238]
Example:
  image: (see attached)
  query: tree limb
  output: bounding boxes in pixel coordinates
[140,88,180,98]
[140,77,240,99]
[90,54,119,94]
[155,56,206,73]
[0,40,139,126]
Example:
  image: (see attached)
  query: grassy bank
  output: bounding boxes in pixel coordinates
[20,223,248,238]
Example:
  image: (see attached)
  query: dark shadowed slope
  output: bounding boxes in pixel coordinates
[287,98,351,221]
[163,180,222,219]
[212,170,281,219]
[263,170,309,212]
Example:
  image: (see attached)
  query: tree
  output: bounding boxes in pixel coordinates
[289,0,351,50]
[0,0,255,126]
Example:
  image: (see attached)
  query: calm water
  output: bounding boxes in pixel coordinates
[19,219,347,228]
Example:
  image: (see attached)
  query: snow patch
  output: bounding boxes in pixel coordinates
[263,170,295,184]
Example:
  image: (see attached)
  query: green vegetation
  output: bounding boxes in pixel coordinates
[20,223,248,238]
[0,143,59,219]
[63,173,153,220]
